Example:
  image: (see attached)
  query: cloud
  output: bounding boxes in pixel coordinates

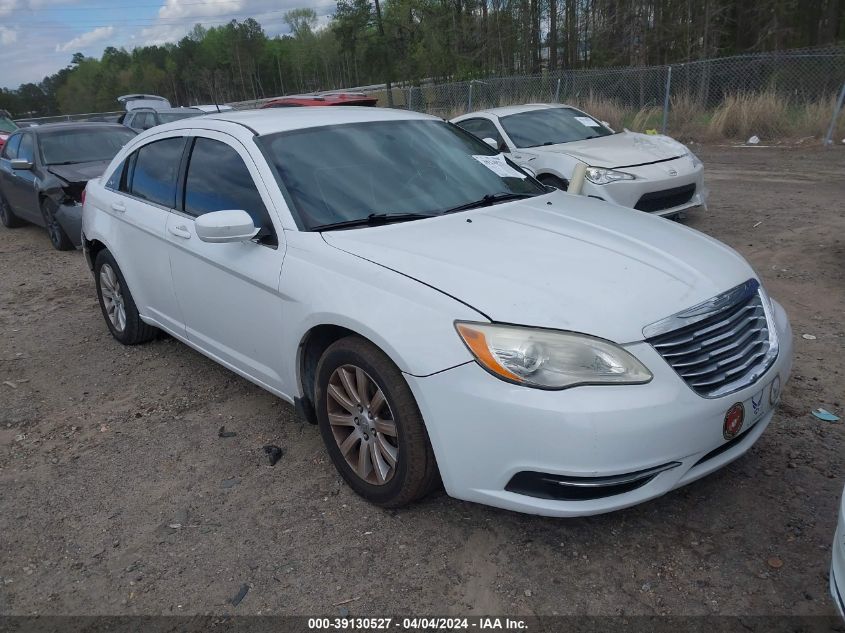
[0,26,17,45]
[56,25,115,53]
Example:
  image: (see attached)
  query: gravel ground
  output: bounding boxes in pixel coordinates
[0,145,843,617]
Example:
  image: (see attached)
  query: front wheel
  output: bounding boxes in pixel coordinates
[41,199,75,250]
[94,249,157,345]
[315,336,439,507]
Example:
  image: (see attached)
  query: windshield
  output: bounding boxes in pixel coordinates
[0,117,18,134]
[258,119,544,230]
[158,111,202,123]
[40,127,137,165]
[500,107,614,148]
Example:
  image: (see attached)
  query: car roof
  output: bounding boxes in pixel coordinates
[184,106,439,136]
[453,103,572,120]
[130,107,202,114]
[27,122,131,134]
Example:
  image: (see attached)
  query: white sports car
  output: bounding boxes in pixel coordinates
[452,104,708,217]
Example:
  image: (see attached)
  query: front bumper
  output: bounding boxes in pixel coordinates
[831,487,845,620]
[55,202,83,248]
[583,158,707,217]
[406,300,792,517]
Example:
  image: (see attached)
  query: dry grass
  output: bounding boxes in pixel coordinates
[413,86,843,143]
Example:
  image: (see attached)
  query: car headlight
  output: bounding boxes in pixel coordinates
[584,167,635,185]
[687,150,702,168]
[455,322,652,389]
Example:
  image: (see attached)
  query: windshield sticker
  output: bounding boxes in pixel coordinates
[575,116,601,127]
[471,154,527,179]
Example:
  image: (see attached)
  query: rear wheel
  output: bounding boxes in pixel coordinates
[40,199,74,250]
[315,336,439,507]
[0,193,24,228]
[538,174,569,191]
[94,249,157,345]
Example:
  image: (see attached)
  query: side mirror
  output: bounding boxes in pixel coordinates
[195,209,259,243]
[482,137,498,149]
[11,159,33,170]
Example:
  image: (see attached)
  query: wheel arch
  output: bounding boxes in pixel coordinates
[295,322,403,425]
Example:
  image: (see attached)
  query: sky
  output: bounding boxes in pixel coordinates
[0,0,337,89]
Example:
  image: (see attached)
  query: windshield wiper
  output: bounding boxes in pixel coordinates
[440,192,538,215]
[311,212,435,232]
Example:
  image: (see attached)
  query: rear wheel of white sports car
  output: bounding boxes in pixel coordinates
[315,336,439,507]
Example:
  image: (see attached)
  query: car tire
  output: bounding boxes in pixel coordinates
[0,193,24,228]
[315,336,439,507]
[539,174,569,191]
[94,249,157,345]
[40,199,75,251]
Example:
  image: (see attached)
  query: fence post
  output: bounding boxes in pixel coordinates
[467,81,473,112]
[554,78,561,103]
[824,82,845,146]
[407,86,413,110]
[661,65,672,134]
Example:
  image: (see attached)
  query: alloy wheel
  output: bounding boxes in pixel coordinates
[43,204,63,247]
[326,364,399,485]
[99,263,127,332]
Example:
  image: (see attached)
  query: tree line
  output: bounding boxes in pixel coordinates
[1,0,843,117]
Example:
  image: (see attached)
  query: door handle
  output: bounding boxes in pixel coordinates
[111,202,126,213]
[169,224,191,239]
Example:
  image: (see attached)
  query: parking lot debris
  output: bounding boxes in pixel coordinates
[263,445,283,466]
[230,583,249,606]
[753,221,763,228]
[3,381,17,389]
[766,556,784,569]
[218,426,237,438]
[221,477,241,489]
[801,334,817,340]
[339,607,350,617]
[747,135,760,144]
[811,408,839,422]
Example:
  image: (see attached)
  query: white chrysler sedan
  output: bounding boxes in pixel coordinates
[452,104,707,217]
[81,107,791,516]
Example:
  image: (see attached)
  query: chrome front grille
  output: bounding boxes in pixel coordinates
[643,279,779,398]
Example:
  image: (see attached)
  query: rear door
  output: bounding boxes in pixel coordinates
[165,132,287,393]
[102,134,186,335]
[0,133,22,211]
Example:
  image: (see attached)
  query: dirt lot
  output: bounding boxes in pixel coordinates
[1,145,844,617]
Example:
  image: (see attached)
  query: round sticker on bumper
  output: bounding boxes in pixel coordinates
[723,402,745,440]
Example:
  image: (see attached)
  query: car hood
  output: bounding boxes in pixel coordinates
[322,194,755,343]
[533,132,687,169]
[47,160,111,184]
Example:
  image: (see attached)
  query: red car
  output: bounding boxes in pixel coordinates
[0,110,18,153]
[261,92,378,108]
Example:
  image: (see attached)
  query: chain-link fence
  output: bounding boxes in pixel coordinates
[21,48,843,142]
[383,47,845,143]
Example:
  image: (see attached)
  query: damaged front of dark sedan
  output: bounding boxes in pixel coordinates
[0,123,136,250]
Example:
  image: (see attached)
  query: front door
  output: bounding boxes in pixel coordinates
[165,132,287,393]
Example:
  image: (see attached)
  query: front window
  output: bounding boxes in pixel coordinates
[39,127,137,165]
[157,111,203,123]
[0,117,17,134]
[258,119,544,230]
[499,107,614,148]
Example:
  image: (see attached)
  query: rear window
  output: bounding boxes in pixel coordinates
[124,137,185,208]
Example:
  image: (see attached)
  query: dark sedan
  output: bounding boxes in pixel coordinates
[0,123,136,250]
